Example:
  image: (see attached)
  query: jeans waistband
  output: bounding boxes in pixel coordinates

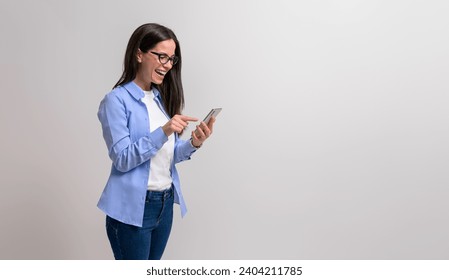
[146,186,173,200]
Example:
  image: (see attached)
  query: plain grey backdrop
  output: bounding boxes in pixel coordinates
[0,0,448,259]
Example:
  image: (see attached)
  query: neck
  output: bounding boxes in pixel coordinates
[133,76,151,91]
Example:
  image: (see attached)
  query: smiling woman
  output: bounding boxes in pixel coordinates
[113,23,184,118]
[96,23,217,260]
[135,40,177,90]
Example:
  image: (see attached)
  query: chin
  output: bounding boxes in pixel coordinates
[152,77,164,85]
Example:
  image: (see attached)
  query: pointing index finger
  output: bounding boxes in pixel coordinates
[180,115,199,122]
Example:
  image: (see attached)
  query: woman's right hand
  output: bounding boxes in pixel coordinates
[162,115,198,136]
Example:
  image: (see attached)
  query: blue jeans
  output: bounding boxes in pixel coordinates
[106,187,174,260]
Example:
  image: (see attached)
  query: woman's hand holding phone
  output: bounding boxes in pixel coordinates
[191,108,221,148]
[191,117,215,148]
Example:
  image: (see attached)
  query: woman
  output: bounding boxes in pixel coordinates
[97,23,215,260]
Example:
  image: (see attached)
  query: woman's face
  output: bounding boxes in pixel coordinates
[136,39,176,86]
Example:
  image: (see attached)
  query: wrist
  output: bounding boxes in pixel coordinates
[162,125,173,137]
[190,138,202,149]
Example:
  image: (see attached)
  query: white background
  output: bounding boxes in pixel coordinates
[0,0,448,259]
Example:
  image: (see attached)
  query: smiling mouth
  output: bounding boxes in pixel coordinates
[155,69,167,77]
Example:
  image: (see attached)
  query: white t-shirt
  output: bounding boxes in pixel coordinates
[141,90,175,191]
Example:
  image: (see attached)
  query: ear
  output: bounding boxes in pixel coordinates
[136,49,143,63]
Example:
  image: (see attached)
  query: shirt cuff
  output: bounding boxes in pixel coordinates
[148,127,169,150]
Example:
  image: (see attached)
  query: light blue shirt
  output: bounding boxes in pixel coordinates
[97,81,197,227]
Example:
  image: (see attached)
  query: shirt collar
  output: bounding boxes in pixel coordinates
[123,81,162,101]
[122,81,144,100]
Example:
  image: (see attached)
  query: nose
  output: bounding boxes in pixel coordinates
[162,62,172,71]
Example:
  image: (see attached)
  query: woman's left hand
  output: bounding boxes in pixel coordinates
[191,117,215,148]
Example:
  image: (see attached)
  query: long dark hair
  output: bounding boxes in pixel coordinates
[114,23,184,117]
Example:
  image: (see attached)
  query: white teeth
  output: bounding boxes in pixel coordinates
[156,70,166,76]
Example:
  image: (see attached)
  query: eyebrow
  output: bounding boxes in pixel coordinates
[154,51,176,57]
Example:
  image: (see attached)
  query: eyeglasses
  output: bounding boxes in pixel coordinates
[150,51,179,66]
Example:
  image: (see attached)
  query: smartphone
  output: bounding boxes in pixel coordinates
[203,108,222,124]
